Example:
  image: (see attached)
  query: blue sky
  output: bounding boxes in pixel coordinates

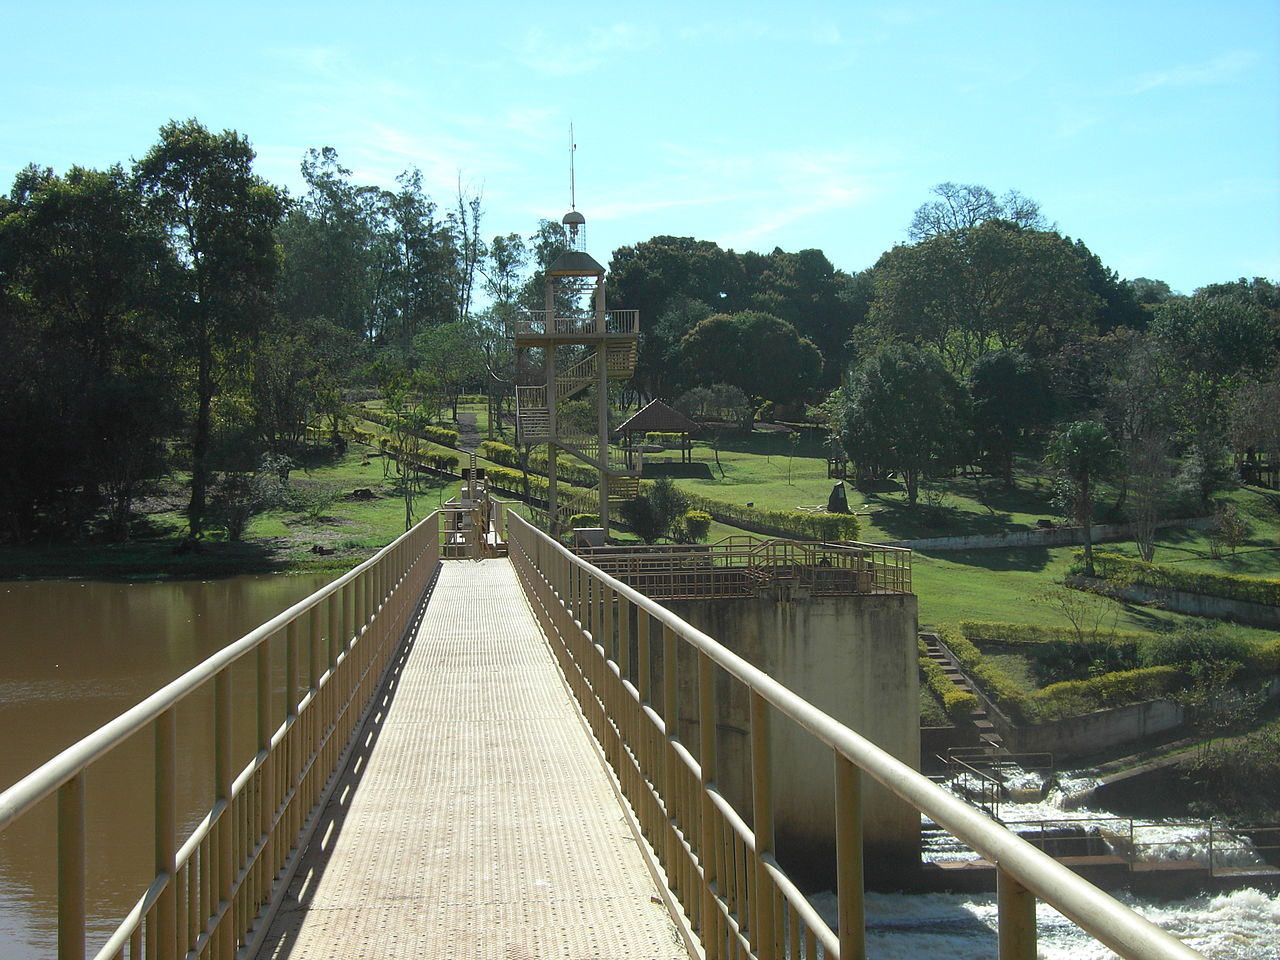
[3,1,1277,293]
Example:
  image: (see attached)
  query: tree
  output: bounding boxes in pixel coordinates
[276,147,381,338]
[136,119,287,537]
[679,311,822,407]
[869,220,1100,376]
[619,477,689,543]
[1102,333,1176,560]
[1046,421,1120,576]
[1149,288,1275,491]
[414,320,486,420]
[907,181,1047,241]
[968,350,1054,487]
[0,163,177,540]
[832,343,968,505]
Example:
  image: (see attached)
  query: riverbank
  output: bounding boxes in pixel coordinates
[0,450,455,580]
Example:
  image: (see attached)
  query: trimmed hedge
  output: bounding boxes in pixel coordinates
[475,440,599,488]
[358,407,459,447]
[477,440,519,468]
[1089,551,1280,607]
[918,651,978,720]
[957,620,1150,647]
[680,490,862,542]
[935,624,1187,723]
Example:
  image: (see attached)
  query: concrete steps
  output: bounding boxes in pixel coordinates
[922,635,1007,755]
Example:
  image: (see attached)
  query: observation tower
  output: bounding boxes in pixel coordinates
[514,207,640,536]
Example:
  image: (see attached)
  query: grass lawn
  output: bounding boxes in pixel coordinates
[913,542,1279,649]
[663,430,1063,543]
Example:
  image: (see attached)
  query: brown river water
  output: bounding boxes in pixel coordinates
[0,573,331,959]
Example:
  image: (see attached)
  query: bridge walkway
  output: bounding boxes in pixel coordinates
[256,558,689,959]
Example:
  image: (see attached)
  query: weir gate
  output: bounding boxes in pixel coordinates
[0,505,1204,960]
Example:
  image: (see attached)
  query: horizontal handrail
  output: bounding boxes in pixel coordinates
[1,513,441,960]
[0,530,400,832]
[507,511,1203,960]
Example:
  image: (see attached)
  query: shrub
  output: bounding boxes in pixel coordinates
[1090,551,1280,607]
[675,506,716,545]
[957,620,1149,647]
[477,440,519,467]
[942,689,980,719]
[1141,623,1253,671]
[936,623,1185,723]
[680,490,861,541]
[567,513,601,528]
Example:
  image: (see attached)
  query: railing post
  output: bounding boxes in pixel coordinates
[57,772,85,960]
[215,670,234,960]
[155,707,178,960]
[997,866,1037,960]
[697,651,718,954]
[835,753,865,960]
[750,692,774,958]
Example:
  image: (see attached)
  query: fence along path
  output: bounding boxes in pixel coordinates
[256,558,689,959]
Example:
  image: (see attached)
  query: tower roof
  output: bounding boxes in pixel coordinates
[547,249,605,276]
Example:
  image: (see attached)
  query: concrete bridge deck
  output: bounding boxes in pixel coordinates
[256,558,689,959]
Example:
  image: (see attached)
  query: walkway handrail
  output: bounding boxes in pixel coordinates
[506,512,1203,960]
[0,513,440,960]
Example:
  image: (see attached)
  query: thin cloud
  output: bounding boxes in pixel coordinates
[1133,50,1257,93]
[514,23,655,76]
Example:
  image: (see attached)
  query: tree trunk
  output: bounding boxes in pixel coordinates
[188,329,213,538]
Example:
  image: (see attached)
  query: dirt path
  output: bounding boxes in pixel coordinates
[455,409,481,453]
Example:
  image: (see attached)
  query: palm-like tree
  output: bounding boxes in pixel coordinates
[1047,421,1121,576]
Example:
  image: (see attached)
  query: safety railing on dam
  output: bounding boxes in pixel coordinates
[505,509,1203,960]
[0,514,440,960]
[575,535,912,599]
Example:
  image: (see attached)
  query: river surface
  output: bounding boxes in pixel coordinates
[0,574,331,960]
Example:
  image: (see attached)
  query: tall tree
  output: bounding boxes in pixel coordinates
[832,343,968,505]
[277,147,379,338]
[0,163,176,540]
[869,219,1101,376]
[679,311,822,408]
[136,119,286,537]
[968,350,1054,487]
[908,181,1047,241]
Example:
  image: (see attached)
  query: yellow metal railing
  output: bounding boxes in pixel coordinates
[0,514,441,960]
[506,513,1203,960]
[576,536,911,599]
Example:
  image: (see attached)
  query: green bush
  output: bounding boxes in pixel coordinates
[645,431,684,444]
[359,407,460,447]
[919,650,980,721]
[1034,666,1183,721]
[567,513,600,528]
[477,440,519,467]
[1141,623,1253,671]
[1243,638,1280,674]
[957,620,1149,647]
[679,509,713,542]
[1090,551,1280,606]
[936,624,1185,723]
[943,689,980,719]
[680,490,861,541]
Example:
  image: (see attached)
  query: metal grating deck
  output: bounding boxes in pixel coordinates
[257,558,689,959]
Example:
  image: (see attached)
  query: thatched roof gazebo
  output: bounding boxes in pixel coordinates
[616,399,701,464]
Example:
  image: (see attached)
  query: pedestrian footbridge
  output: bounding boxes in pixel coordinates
[0,506,1204,960]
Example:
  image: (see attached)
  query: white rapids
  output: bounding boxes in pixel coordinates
[924,769,1273,870]
[805,887,1280,960]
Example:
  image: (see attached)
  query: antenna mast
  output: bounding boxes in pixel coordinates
[569,123,576,210]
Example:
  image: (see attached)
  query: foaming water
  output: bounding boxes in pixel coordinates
[806,888,1280,959]
[926,768,1271,869]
